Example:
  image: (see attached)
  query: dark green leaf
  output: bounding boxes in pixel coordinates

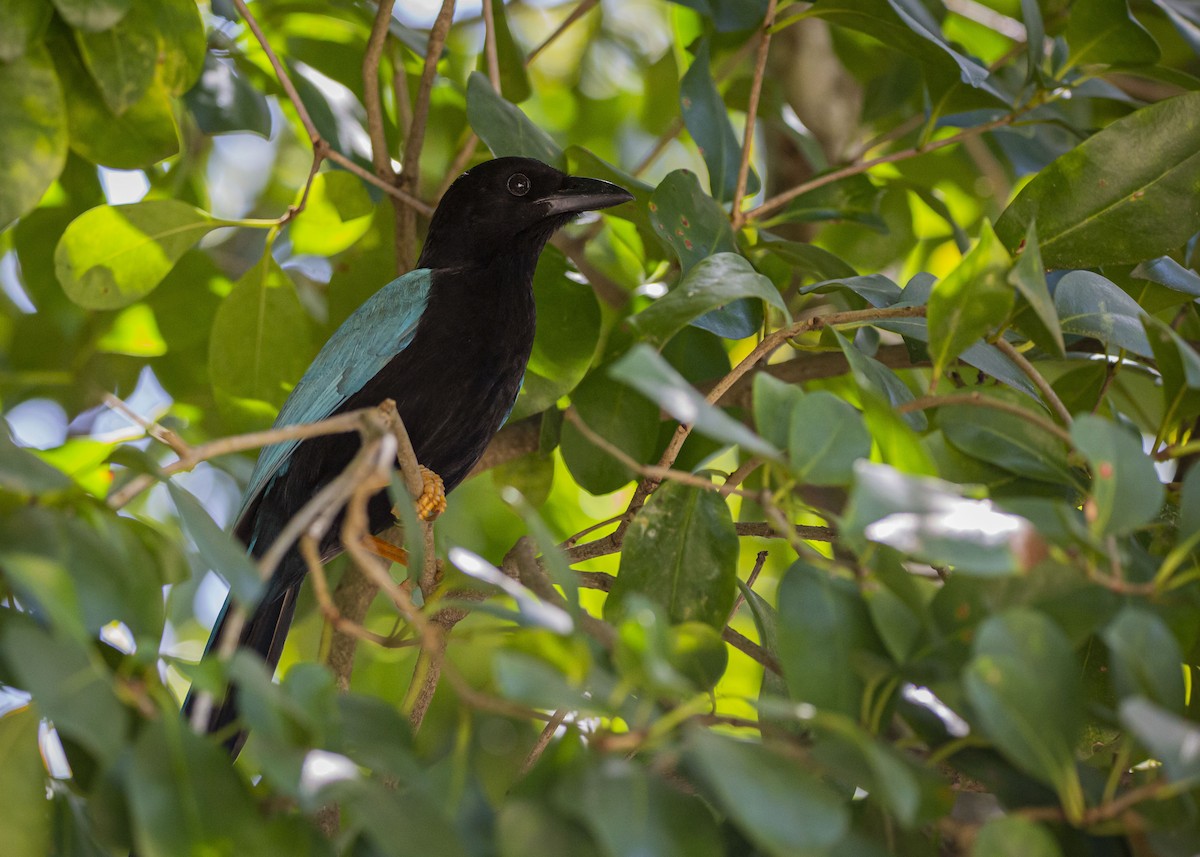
[1118,696,1200,785]
[927,220,1014,380]
[1071,414,1164,536]
[685,728,849,855]
[560,364,661,494]
[482,0,530,102]
[209,258,313,419]
[800,273,900,307]
[1102,607,1186,712]
[757,232,859,281]
[1064,0,1160,68]
[832,328,926,430]
[55,201,218,309]
[606,480,738,628]
[630,252,787,345]
[0,0,51,62]
[0,705,50,857]
[184,55,272,138]
[167,482,263,608]
[1144,315,1200,424]
[667,0,770,32]
[50,0,130,31]
[0,44,67,231]
[972,817,1063,857]
[0,430,74,497]
[769,174,882,229]
[74,0,160,114]
[777,560,882,717]
[1132,256,1200,297]
[497,801,600,857]
[609,344,779,459]
[788,391,871,486]
[1054,271,1153,358]
[938,403,1077,486]
[964,609,1085,819]
[466,71,563,167]
[996,92,1200,268]
[680,39,758,202]
[1179,464,1200,542]
[1008,224,1064,357]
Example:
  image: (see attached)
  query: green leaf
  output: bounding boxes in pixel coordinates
[972,817,1063,857]
[512,246,601,420]
[123,718,274,857]
[963,609,1085,820]
[606,480,738,629]
[466,71,563,167]
[0,706,50,857]
[209,259,313,418]
[167,482,263,608]
[788,391,871,486]
[497,800,600,857]
[770,174,882,229]
[1102,607,1186,712]
[1179,464,1200,542]
[2,618,129,768]
[832,328,926,430]
[668,0,771,32]
[184,55,272,138]
[1118,696,1200,785]
[1144,315,1200,425]
[757,232,859,281]
[557,760,723,857]
[288,171,375,256]
[1007,224,1064,357]
[680,38,758,202]
[74,0,160,114]
[996,91,1200,268]
[560,365,661,494]
[1054,271,1153,358]
[1071,414,1164,536]
[938,403,1078,486]
[0,0,51,62]
[1132,255,1200,297]
[608,344,780,459]
[777,560,882,717]
[0,44,68,231]
[927,220,1014,381]
[481,0,530,102]
[800,273,901,307]
[1064,0,1160,68]
[0,430,74,497]
[151,0,206,96]
[55,200,217,309]
[50,0,131,31]
[630,252,788,345]
[685,728,849,856]
[752,373,802,451]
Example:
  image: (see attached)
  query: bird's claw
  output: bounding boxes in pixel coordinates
[416,466,446,521]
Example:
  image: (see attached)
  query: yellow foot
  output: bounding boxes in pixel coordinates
[364,534,410,566]
[415,465,446,521]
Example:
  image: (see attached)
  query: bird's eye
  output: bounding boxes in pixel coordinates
[507,173,531,196]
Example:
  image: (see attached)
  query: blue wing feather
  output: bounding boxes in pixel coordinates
[237,268,434,521]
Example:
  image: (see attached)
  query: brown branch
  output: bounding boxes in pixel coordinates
[363,0,398,183]
[992,336,1073,425]
[525,0,600,66]
[731,0,778,230]
[520,709,568,775]
[723,626,781,675]
[481,0,501,92]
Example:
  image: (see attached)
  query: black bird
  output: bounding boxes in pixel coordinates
[185,157,632,754]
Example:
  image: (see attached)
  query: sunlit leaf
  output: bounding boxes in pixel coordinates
[0,45,67,231]
[288,171,375,257]
[0,0,51,62]
[50,0,130,31]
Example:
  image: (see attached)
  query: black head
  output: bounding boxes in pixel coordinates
[418,157,633,270]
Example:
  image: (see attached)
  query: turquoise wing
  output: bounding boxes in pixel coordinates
[237,268,434,519]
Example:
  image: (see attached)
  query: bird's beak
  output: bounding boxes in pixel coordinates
[542,175,635,216]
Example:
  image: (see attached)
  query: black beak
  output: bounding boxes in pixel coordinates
[542,175,634,216]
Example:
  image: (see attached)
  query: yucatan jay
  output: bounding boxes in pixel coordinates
[185,157,632,754]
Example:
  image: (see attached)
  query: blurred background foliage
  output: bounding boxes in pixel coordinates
[4,0,1200,854]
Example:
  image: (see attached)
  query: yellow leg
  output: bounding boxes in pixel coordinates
[415,465,446,521]
[364,535,410,566]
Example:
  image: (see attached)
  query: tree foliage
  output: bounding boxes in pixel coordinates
[3,0,1200,855]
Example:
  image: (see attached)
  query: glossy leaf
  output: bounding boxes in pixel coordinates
[1132,256,1200,297]
[56,200,217,309]
[606,480,738,628]
[0,45,67,231]
[996,92,1200,268]
[788,391,871,486]
[0,706,50,857]
[1071,414,1164,536]
[288,171,375,257]
[685,728,849,855]
[466,71,563,167]
[1008,224,1064,357]
[609,344,780,459]
[927,220,1014,380]
[1063,0,1160,68]
[680,39,758,202]
[964,609,1084,819]
[630,252,788,345]
[938,403,1077,486]
[1054,271,1152,358]
[800,273,901,308]
[1102,607,1185,712]
[833,329,926,430]
[777,560,882,717]
[208,259,313,418]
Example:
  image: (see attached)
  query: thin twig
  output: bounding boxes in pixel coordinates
[363,0,398,183]
[520,709,568,775]
[232,0,320,141]
[731,0,777,230]
[728,550,769,621]
[898,393,1074,446]
[525,0,600,66]
[723,625,782,675]
[992,336,1073,425]
[481,0,501,92]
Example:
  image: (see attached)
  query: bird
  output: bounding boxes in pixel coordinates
[184,157,632,755]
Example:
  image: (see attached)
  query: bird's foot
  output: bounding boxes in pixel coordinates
[415,466,446,521]
[363,535,409,566]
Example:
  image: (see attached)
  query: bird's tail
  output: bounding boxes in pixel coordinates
[180,575,300,757]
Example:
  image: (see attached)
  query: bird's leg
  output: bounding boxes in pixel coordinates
[363,535,410,566]
[414,465,446,521]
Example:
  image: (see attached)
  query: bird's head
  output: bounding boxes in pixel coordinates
[418,157,633,270]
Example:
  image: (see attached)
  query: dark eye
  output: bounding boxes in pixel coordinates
[507,173,531,196]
